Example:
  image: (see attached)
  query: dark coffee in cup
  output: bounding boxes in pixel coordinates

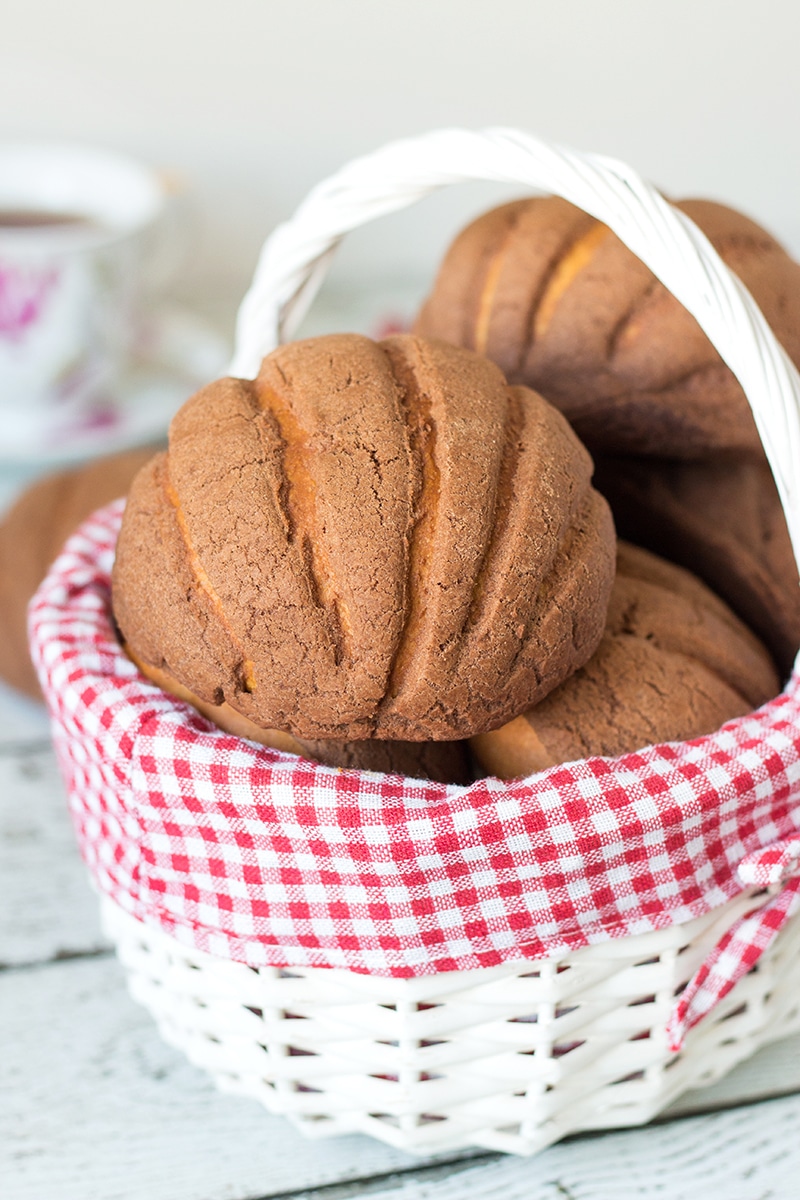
[0,209,97,229]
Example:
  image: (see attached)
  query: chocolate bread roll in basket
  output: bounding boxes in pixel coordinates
[30,129,800,1157]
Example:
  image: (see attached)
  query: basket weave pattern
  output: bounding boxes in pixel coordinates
[31,128,800,1155]
[102,894,800,1155]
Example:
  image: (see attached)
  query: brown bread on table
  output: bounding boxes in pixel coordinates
[113,332,616,742]
[593,456,800,678]
[0,445,157,699]
[471,543,780,780]
[415,196,800,460]
[132,653,473,784]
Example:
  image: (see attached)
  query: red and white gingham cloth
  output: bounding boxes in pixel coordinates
[30,501,800,1050]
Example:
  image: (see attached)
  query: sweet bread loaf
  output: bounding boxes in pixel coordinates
[0,445,157,698]
[593,456,800,678]
[415,197,800,459]
[112,333,616,741]
[471,543,779,778]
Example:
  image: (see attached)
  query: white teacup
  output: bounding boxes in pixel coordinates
[0,144,168,451]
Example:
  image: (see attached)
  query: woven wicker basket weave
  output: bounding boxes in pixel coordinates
[103,892,800,1156]
[41,128,800,1157]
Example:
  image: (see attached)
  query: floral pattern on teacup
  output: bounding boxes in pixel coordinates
[0,262,59,341]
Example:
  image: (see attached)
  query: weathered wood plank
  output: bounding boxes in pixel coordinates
[0,678,51,747]
[0,743,107,967]
[1,955,470,1200]
[288,1092,800,1200]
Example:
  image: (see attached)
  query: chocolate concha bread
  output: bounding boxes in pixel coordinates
[133,654,473,784]
[471,542,780,779]
[112,333,616,741]
[0,445,158,699]
[415,196,800,459]
[593,456,800,679]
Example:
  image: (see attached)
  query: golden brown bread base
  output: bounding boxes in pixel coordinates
[471,543,780,779]
[113,333,616,742]
[416,196,800,460]
[0,445,159,698]
[129,650,473,784]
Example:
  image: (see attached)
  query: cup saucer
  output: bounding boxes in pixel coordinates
[0,304,230,467]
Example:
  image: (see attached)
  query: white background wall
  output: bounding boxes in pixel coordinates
[3,0,800,318]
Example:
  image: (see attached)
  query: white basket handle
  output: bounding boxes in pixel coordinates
[230,126,800,573]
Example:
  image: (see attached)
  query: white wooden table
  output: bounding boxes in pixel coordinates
[2,675,800,1200]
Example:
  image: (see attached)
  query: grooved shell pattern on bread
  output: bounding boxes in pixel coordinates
[112,333,616,741]
[415,197,800,460]
[471,543,781,778]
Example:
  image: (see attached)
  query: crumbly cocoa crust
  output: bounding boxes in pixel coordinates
[0,445,158,698]
[593,455,800,679]
[415,196,800,459]
[471,542,780,778]
[112,333,616,741]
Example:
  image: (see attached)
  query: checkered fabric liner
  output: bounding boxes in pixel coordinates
[30,501,800,1047]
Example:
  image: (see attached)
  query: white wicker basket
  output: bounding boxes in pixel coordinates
[102,889,800,1156]
[73,129,800,1155]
